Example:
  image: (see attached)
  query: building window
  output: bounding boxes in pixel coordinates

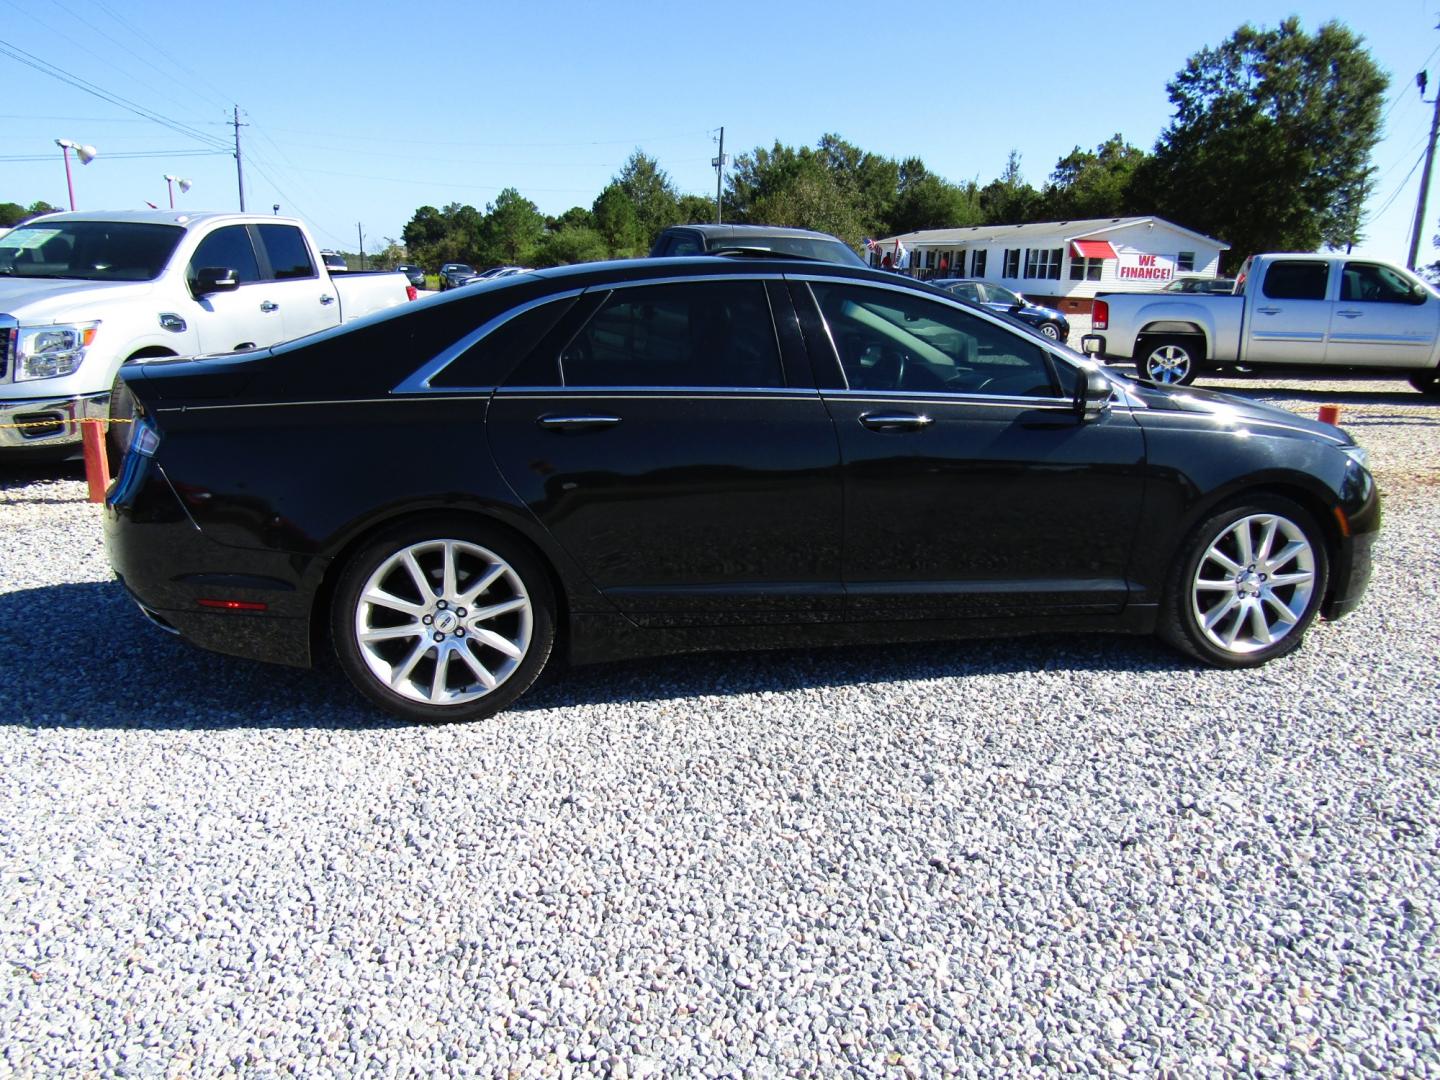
[1002,248,1020,277]
[1024,247,1063,280]
[1068,256,1104,281]
[1178,251,1195,272]
[971,249,986,277]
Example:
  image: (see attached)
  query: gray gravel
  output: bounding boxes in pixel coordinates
[1,374,1438,1077]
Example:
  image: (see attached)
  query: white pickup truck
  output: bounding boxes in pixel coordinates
[1082,252,1440,395]
[0,209,417,457]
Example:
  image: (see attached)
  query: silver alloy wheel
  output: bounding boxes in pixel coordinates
[1145,344,1192,383]
[1190,513,1316,655]
[353,538,533,706]
[1039,323,1060,340]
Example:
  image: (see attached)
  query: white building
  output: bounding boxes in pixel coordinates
[875,216,1229,315]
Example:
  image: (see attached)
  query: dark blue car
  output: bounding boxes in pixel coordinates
[930,278,1070,343]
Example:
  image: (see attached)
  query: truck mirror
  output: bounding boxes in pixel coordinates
[193,266,239,297]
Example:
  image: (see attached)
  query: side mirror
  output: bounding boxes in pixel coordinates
[193,266,239,297]
[1075,367,1112,421]
[1414,282,1431,305]
[1009,301,1024,313]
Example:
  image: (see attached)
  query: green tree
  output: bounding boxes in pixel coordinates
[1042,136,1148,220]
[551,205,594,231]
[535,225,611,267]
[676,193,716,224]
[887,157,982,235]
[402,203,483,268]
[1135,17,1387,268]
[479,187,546,266]
[615,150,680,245]
[0,200,62,227]
[592,184,644,256]
[978,151,1041,224]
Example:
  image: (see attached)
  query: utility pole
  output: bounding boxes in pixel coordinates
[1410,83,1440,269]
[356,223,365,270]
[712,127,726,224]
[231,105,248,212]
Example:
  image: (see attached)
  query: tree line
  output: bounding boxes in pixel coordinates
[400,18,1389,276]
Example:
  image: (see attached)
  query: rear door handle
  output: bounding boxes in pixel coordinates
[1256,306,1281,315]
[1335,309,1362,318]
[319,294,335,306]
[859,412,933,431]
[259,300,279,313]
[537,414,622,430]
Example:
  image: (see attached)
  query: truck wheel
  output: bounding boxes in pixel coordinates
[1409,370,1440,396]
[1158,495,1329,669]
[1139,336,1202,386]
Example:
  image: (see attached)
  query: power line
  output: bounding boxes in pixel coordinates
[87,0,237,115]
[0,38,230,150]
[1367,146,1427,225]
[254,124,713,149]
[0,149,228,162]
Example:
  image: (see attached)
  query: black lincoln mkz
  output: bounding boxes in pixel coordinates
[104,257,1379,722]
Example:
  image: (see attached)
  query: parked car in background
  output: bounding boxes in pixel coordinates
[1085,252,1440,391]
[395,264,426,289]
[105,256,1377,724]
[650,223,867,267]
[1162,275,1237,295]
[320,250,348,273]
[929,278,1071,342]
[439,263,476,291]
[0,210,416,460]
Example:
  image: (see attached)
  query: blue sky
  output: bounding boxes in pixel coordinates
[2,0,1435,262]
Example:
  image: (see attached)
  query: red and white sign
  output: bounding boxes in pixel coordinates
[1116,252,1176,282]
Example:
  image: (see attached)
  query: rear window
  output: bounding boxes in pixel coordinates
[721,235,866,267]
[1262,261,1329,301]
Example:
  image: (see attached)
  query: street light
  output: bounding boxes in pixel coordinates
[55,138,97,211]
[163,174,192,209]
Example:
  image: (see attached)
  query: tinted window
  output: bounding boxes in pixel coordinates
[187,225,261,287]
[664,232,703,256]
[560,282,784,388]
[0,221,184,282]
[711,234,865,266]
[948,282,981,302]
[811,283,1058,397]
[1262,261,1329,301]
[1341,262,1417,304]
[431,299,575,388]
[983,284,1021,306]
[257,224,316,280]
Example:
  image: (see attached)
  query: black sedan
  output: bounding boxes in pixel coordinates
[929,278,1070,342]
[104,257,1379,723]
[438,262,476,291]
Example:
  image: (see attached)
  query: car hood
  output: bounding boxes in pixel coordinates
[1124,378,1348,444]
[0,277,157,322]
[1021,301,1065,322]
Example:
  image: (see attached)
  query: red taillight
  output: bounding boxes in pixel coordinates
[406,285,418,301]
[1092,299,1109,331]
[197,598,268,612]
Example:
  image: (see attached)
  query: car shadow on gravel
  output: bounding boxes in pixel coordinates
[0,581,1192,729]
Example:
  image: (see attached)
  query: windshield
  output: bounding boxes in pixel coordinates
[0,221,185,281]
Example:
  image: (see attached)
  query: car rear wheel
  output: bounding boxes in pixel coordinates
[1159,496,1329,668]
[1139,336,1201,386]
[1038,322,1061,341]
[331,518,555,722]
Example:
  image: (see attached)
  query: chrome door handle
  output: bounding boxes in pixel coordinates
[319,294,335,305]
[537,414,622,430]
[859,412,933,431]
[1256,306,1280,315]
[1335,309,1362,318]
[259,300,279,313]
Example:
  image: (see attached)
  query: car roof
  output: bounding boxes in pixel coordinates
[662,223,851,242]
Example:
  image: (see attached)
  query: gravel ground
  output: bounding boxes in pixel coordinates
[1,374,1437,1077]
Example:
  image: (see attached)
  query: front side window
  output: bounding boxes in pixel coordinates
[1262,260,1329,301]
[947,282,982,302]
[1341,262,1418,304]
[257,224,317,280]
[187,225,262,288]
[983,284,1021,306]
[810,282,1060,398]
[560,281,784,388]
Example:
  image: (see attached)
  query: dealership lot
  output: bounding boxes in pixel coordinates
[1,374,1437,1076]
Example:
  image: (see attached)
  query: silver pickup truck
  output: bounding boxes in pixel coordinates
[1082,252,1440,395]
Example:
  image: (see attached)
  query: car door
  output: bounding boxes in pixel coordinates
[791,277,1146,620]
[1326,261,1440,368]
[184,224,285,353]
[1244,259,1332,364]
[485,276,844,626]
[254,223,336,342]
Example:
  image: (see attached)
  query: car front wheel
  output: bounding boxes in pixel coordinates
[1159,497,1329,668]
[331,518,555,722]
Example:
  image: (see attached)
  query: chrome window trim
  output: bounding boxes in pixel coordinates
[156,394,493,413]
[391,288,586,394]
[498,385,819,396]
[827,391,1075,410]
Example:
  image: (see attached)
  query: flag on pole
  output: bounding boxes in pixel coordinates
[894,237,909,271]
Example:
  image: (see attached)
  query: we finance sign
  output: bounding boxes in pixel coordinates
[1117,252,1176,283]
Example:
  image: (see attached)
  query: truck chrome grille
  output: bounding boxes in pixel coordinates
[0,326,13,381]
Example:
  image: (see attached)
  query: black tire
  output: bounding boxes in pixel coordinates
[1137,335,1202,387]
[1037,321,1062,342]
[330,517,556,722]
[1409,369,1440,396]
[1158,495,1329,669]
